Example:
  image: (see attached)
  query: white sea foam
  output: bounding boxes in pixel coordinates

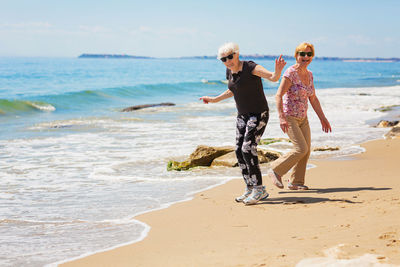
[24,101,56,112]
[1,85,399,266]
[296,244,398,267]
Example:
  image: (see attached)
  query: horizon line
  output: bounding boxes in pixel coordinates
[77,53,400,61]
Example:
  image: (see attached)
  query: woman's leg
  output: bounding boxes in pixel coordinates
[235,114,251,186]
[241,111,269,186]
[271,116,309,178]
[290,118,311,185]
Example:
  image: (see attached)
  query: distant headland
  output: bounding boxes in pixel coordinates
[78,54,400,62]
[78,53,153,59]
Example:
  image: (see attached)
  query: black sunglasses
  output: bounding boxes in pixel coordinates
[298,51,313,57]
[220,53,235,62]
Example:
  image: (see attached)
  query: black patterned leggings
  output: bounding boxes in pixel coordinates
[235,110,269,186]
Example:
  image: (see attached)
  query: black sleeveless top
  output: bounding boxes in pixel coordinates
[226,61,269,115]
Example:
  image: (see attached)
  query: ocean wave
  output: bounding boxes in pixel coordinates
[0,99,55,115]
[0,80,227,114]
[0,218,88,226]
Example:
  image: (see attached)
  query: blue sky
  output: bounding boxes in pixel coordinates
[1,0,399,58]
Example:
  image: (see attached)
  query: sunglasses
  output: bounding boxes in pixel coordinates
[220,53,235,62]
[298,51,313,57]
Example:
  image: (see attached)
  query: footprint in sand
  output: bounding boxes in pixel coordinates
[379,232,396,240]
[379,232,399,247]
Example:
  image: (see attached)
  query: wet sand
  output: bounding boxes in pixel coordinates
[61,138,400,267]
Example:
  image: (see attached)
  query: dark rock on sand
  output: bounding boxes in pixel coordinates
[313,146,340,152]
[385,125,400,139]
[121,102,175,112]
[376,120,400,128]
[167,146,234,171]
[188,145,234,166]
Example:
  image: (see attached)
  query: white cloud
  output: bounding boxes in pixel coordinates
[346,34,375,45]
[0,22,53,34]
[309,36,329,44]
[0,22,52,29]
[138,26,152,33]
[78,25,111,34]
[129,25,198,38]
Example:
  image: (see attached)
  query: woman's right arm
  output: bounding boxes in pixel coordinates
[275,77,291,133]
[199,89,233,104]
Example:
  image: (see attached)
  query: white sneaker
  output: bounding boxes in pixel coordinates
[235,186,253,202]
[243,186,269,205]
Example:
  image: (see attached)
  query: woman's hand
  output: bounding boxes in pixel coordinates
[199,90,233,104]
[279,115,289,133]
[320,117,332,133]
[199,96,214,104]
[309,94,332,133]
[275,55,286,74]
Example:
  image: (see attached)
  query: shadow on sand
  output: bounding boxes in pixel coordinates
[258,187,392,205]
[259,196,361,205]
[279,187,392,194]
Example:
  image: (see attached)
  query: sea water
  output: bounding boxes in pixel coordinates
[0,57,399,266]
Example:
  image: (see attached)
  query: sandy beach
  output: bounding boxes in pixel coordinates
[60,137,400,267]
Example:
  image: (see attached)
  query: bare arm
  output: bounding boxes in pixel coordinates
[275,77,291,133]
[252,55,286,82]
[199,89,233,104]
[309,94,332,133]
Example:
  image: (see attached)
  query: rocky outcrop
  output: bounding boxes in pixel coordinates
[167,145,280,171]
[121,102,175,112]
[167,146,234,171]
[210,152,238,167]
[376,120,400,128]
[188,145,234,166]
[211,149,280,167]
[384,125,400,139]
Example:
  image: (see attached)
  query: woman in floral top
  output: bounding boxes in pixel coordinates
[269,42,331,190]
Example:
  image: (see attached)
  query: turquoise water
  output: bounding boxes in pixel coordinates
[0,57,399,266]
[1,57,398,116]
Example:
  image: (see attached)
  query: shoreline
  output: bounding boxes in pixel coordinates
[59,136,400,267]
[50,178,236,267]
[51,142,369,266]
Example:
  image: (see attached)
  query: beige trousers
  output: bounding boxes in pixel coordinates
[271,116,311,185]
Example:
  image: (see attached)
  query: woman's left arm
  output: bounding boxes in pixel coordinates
[252,55,286,82]
[309,94,332,133]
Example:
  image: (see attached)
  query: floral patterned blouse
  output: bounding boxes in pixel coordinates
[282,65,315,118]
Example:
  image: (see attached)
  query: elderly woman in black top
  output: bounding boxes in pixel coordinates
[200,42,286,205]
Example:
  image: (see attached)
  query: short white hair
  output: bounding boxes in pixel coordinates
[217,42,239,59]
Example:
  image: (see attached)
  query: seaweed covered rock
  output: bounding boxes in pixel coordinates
[167,160,192,171]
[374,105,400,112]
[167,145,234,171]
[167,145,281,170]
[260,138,291,145]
